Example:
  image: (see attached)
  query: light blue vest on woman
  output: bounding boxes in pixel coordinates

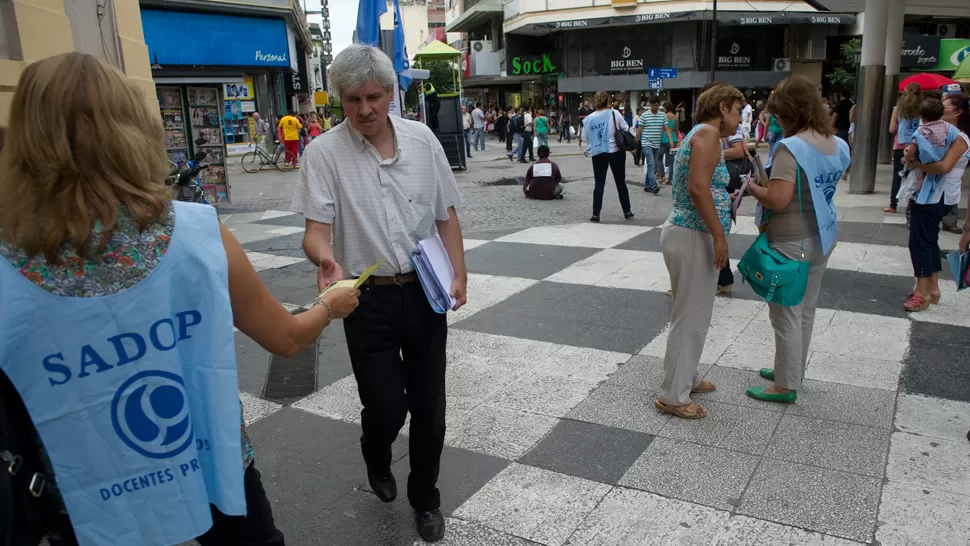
[776,135,852,255]
[896,115,920,146]
[913,124,961,205]
[0,201,245,546]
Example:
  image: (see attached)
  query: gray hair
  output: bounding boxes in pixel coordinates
[328,44,396,98]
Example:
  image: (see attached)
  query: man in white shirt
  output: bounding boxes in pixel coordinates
[292,44,467,543]
[741,101,753,142]
[461,106,472,158]
[519,109,535,162]
[471,102,485,152]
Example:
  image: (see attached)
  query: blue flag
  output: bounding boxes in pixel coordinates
[356,0,387,47]
[392,0,411,91]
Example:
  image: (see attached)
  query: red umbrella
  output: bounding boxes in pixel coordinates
[899,73,958,92]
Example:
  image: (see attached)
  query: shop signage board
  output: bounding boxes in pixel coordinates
[648,78,663,90]
[510,54,558,76]
[597,44,645,75]
[936,39,970,71]
[899,36,942,69]
[141,10,291,67]
[716,39,756,70]
[648,68,678,79]
[726,12,856,26]
[284,51,310,95]
[533,10,694,30]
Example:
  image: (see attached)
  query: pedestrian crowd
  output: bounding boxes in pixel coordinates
[1,45,969,546]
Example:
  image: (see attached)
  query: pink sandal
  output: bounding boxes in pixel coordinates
[904,292,930,312]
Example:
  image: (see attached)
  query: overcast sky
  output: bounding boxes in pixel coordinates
[305,0,359,59]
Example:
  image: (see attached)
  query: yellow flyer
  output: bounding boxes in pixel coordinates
[316,259,385,301]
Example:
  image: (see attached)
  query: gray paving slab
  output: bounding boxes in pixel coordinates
[453,282,672,353]
[659,400,783,456]
[413,518,542,545]
[566,383,670,435]
[389,445,509,515]
[235,331,271,395]
[785,378,897,429]
[319,489,420,546]
[694,366,789,412]
[764,414,891,478]
[737,462,881,543]
[316,322,354,388]
[463,241,599,280]
[612,228,662,252]
[815,269,914,318]
[519,420,653,485]
[901,322,970,403]
[619,437,760,511]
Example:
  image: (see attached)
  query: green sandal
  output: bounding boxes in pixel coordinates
[746,386,797,403]
[759,368,774,381]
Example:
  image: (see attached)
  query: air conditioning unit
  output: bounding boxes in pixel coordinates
[471,40,488,53]
[937,24,956,37]
[773,58,791,72]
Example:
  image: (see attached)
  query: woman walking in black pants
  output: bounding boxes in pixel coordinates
[580,91,634,222]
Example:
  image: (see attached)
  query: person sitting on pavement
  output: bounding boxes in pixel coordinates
[0,52,360,546]
[524,145,564,200]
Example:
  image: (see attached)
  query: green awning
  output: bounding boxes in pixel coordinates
[413,40,461,62]
[954,56,970,83]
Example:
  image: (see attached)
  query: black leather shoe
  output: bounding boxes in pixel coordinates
[414,509,445,542]
[367,472,397,503]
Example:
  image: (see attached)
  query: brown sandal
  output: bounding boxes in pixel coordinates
[691,380,716,394]
[654,399,707,419]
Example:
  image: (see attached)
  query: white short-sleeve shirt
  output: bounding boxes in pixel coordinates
[291,115,464,277]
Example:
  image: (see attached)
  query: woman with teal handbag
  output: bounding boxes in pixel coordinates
[739,76,851,403]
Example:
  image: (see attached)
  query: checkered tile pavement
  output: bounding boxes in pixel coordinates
[222,210,970,546]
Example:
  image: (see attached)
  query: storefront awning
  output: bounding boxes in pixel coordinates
[414,40,462,62]
[446,0,503,33]
[462,74,544,88]
[506,9,856,35]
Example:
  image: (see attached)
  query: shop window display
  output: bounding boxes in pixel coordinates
[188,87,230,203]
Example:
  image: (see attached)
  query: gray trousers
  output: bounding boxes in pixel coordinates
[767,237,831,391]
[660,224,719,406]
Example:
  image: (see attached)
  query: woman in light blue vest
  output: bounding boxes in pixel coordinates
[0,53,360,546]
[887,83,923,213]
[743,76,851,403]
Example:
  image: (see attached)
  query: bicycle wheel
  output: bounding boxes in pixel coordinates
[241,152,262,173]
[276,151,297,172]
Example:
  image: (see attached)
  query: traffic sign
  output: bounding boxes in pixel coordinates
[648,68,678,79]
[647,78,663,90]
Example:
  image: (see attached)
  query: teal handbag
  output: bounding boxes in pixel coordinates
[737,166,811,306]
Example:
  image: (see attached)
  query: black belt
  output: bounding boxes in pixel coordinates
[363,272,418,286]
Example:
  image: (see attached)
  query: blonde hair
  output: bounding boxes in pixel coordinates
[897,82,922,120]
[767,75,833,138]
[0,52,171,263]
[593,91,611,109]
[693,85,745,123]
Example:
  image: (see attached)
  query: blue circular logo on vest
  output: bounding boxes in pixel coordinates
[111,370,194,459]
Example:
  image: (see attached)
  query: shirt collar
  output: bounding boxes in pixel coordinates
[345,115,402,159]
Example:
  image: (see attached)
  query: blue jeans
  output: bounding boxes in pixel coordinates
[767,131,783,164]
[559,123,571,142]
[474,127,485,150]
[642,145,659,190]
[508,133,523,158]
[464,129,472,156]
[661,142,676,180]
[537,133,549,147]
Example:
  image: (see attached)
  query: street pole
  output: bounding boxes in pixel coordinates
[850,0,890,194]
[710,0,718,82]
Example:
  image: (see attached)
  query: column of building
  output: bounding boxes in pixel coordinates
[878,0,907,165]
[850,0,890,194]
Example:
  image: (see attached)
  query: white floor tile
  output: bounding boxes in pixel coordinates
[885,432,970,497]
[462,239,490,251]
[813,311,910,362]
[806,351,902,391]
[291,376,362,423]
[444,405,558,460]
[908,279,970,328]
[544,249,648,285]
[260,210,296,221]
[569,487,730,546]
[882,215,908,225]
[485,371,599,417]
[453,464,612,546]
[857,244,913,277]
[239,391,282,425]
[826,242,869,272]
[532,345,630,383]
[496,223,651,249]
[894,394,970,442]
[267,226,305,236]
[876,481,970,546]
[714,514,863,545]
[249,255,305,271]
[245,251,278,264]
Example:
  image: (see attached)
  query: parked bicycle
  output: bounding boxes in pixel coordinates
[240,137,297,173]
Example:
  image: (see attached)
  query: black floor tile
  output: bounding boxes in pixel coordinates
[388,445,509,515]
[464,242,598,280]
[901,321,970,403]
[520,420,652,485]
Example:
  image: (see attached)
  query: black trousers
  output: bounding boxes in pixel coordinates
[890,149,904,209]
[506,132,514,152]
[718,264,735,287]
[909,197,949,278]
[50,463,284,546]
[343,282,447,511]
[519,133,534,162]
[591,150,631,216]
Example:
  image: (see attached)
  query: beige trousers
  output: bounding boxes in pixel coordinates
[659,224,719,406]
[767,237,831,391]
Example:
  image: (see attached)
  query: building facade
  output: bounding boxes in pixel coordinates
[0,0,154,125]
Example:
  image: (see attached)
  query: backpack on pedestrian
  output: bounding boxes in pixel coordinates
[514,114,525,135]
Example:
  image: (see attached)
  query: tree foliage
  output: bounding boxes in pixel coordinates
[826,38,862,89]
[404,60,459,110]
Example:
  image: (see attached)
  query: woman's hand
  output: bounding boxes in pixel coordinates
[713,234,729,270]
[960,230,970,254]
[322,287,360,319]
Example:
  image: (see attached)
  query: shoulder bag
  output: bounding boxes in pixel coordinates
[611,111,638,152]
[737,165,811,306]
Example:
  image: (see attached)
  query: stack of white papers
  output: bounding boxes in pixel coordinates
[410,235,456,314]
